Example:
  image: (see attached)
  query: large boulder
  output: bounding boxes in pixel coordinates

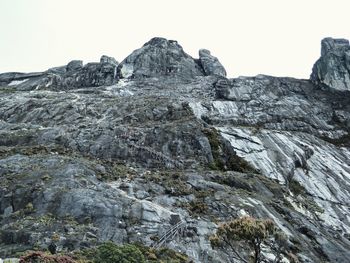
[117,37,204,80]
[199,49,227,77]
[311,37,350,91]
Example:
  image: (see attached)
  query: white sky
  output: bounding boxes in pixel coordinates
[1,0,350,78]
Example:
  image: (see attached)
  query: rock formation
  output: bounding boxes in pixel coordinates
[311,37,350,91]
[0,37,350,263]
[199,49,226,77]
[117,37,204,79]
[0,55,118,91]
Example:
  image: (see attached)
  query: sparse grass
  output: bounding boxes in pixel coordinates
[97,163,136,182]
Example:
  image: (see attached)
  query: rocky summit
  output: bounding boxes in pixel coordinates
[0,37,350,263]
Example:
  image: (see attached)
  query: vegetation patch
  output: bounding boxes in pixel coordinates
[321,132,350,147]
[212,173,284,199]
[288,179,324,214]
[135,243,189,263]
[0,86,17,94]
[202,128,256,173]
[187,199,209,215]
[0,145,72,159]
[93,242,145,263]
[71,242,190,263]
[289,180,305,196]
[20,251,75,263]
[147,171,192,197]
[0,171,30,188]
[97,163,137,182]
[210,216,293,263]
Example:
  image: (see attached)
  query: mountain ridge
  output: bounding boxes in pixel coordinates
[0,37,350,263]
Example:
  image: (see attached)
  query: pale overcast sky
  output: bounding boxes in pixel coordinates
[1,0,350,78]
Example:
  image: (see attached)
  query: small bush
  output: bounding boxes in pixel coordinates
[133,243,189,263]
[188,200,208,215]
[210,216,278,263]
[94,242,146,263]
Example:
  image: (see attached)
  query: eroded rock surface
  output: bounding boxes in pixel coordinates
[1,37,350,262]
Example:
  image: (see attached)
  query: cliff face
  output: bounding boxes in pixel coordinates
[0,37,350,262]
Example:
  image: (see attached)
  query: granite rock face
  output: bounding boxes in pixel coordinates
[1,37,350,263]
[311,37,350,91]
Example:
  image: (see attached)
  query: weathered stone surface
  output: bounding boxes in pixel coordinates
[199,49,226,77]
[311,37,350,91]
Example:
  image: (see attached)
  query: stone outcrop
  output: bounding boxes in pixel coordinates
[311,37,350,91]
[66,60,83,71]
[0,55,118,90]
[100,55,118,65]
[0,37,350,263]
[117,37,205,79]
[199,49,226,77]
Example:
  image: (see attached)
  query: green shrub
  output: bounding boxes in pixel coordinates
[94,242,145,263]
[210,216,282,263]
[188,200,208,215]
[132,243,189,263]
